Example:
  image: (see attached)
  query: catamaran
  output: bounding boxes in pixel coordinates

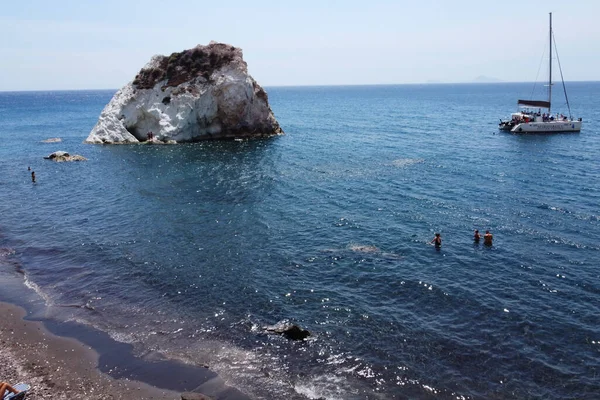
[499,13,582,133]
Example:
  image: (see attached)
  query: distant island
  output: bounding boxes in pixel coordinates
[472,75,503,83]
[424,76,503,84]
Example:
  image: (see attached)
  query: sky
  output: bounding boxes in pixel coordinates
[1,0,600,91]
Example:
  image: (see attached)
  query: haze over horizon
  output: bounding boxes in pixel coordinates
[2,0,599,91]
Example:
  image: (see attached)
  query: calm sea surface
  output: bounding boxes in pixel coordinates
[0,83,599,399]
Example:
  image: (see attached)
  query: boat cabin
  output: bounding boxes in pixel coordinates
[511,110,543,123]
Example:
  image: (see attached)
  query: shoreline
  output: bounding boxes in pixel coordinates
[0,272,252,400]
[0,301,180,399]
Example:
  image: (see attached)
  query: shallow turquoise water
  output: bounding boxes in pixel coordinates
[0,83,599,399]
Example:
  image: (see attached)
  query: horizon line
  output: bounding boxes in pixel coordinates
[1,80,599,93]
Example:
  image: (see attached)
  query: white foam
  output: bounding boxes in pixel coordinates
[0,247,16,257]
[294,374,347,400]
[23,274,53,306]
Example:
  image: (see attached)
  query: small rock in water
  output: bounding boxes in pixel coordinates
[265,320,311,340]
[349,244,379,253]
[44,151,87,162]
[45,150,69,158]
[41,137,62,143]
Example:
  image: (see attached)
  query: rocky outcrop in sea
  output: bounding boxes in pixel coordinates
[44,151,87,162]
[85,42,283,144]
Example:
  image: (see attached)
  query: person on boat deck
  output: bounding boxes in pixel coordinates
[484,230,493,246]
[430,233,442,248]
[473,230,481,243]
[0,382,18,397]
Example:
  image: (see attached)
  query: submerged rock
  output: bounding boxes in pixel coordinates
[44,151,87,162]
[349,244,379,253]
[85,42,283,144]
[264,320,311,341]
[41,137,62,143]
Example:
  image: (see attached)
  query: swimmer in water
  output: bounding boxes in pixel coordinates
[430,233,442,248]
[484,230,493,246]
[473,230,481,242]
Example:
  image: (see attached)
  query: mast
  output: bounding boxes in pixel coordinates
[548,12,552,114]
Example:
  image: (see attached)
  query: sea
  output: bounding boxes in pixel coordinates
[0,82,599,399]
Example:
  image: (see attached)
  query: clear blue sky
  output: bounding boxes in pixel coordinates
[1,0,599,90]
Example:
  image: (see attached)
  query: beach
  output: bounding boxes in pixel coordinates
[0,301,179,400]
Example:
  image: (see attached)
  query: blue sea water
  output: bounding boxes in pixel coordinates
[0,83,599,399]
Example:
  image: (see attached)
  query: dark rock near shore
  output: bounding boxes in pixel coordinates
[265,321,311,340]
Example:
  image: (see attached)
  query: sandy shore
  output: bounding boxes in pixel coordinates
[0,301,181,400]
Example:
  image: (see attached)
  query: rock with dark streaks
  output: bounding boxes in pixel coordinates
[86,42,283,144]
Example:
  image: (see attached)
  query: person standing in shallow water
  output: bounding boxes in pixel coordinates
[474,230,481,243]
[31,171,36,183]
[430,233,442,249]
[484,230,493,246]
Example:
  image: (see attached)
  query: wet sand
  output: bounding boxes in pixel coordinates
[0,301,180,399]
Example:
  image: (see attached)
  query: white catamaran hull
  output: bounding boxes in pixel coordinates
[511,120,581,133]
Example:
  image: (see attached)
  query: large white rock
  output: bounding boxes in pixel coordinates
[86,42,283,144]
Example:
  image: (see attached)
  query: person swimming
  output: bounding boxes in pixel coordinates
[484,230,493,246]
[430,233,442,248]
[474,230,481,242]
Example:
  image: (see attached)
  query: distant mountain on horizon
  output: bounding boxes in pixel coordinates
[424,76,503,84]
[472,75,503,83]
